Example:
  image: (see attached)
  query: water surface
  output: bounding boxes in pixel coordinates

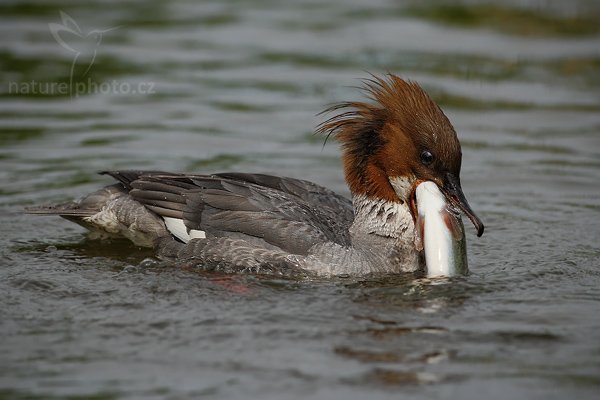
[1,1,600,399]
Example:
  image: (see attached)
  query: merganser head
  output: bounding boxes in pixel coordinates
[318,74,484,237]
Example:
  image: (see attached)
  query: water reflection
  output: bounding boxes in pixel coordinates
[1,1,600,399]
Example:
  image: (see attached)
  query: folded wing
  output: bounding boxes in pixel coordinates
[102,170,353,256]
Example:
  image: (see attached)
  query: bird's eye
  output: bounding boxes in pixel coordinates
[420,150,434,165]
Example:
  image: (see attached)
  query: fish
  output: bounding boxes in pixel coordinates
[415,181,468,277]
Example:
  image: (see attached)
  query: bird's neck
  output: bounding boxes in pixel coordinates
[350,193,415,239]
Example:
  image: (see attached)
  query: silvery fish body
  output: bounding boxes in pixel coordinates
[415,181,468,277]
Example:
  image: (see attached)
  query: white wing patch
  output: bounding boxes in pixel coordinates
[163,217,206,242]
[163,217,190,242]
[189,229,206,239]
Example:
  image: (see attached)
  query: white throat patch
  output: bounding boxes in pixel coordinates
[389,175,416,202]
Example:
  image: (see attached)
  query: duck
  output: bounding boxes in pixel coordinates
[26,74,484,277]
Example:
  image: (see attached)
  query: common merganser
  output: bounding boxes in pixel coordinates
[26,75,484,277]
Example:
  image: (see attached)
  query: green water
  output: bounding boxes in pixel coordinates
[1,1,599,399]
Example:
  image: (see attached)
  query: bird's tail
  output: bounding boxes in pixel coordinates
[25,184,169,247]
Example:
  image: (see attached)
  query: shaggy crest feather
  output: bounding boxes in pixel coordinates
[317,74,461,201]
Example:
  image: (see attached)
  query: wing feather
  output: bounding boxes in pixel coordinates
[108,171,353,254]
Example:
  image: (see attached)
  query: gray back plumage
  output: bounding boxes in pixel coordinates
[103,170,354,256]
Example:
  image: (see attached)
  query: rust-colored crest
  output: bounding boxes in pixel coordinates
[317,74,461,202]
